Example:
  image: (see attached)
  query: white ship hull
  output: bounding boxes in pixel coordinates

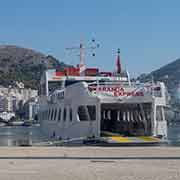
[39,71,168,141]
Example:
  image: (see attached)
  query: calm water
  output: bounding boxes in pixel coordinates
[0,124,179,146]
[0,126,47,146]
[167,123,180,146]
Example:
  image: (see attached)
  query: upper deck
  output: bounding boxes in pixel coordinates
[39,67,167,107]
[40,67,130,96]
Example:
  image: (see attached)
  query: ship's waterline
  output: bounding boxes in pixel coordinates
[0,123,178,146]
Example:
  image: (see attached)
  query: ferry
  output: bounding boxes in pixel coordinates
[38,46,168,144]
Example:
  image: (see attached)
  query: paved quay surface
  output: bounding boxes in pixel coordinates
[0,146,180,180]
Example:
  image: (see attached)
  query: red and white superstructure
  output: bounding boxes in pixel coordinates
[39,47,168,142]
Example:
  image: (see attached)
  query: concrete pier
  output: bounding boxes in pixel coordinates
[0,147,180,180]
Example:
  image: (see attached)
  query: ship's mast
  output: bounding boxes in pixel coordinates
[116,48,121,74]
[66,39,99,76]
[79,43,86,75]
[79,43,84,66]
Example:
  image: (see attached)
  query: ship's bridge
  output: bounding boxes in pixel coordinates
[40,68,130,97]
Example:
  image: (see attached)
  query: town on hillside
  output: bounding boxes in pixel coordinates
[0,81,38,126]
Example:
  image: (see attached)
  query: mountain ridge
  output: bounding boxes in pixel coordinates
[138,58,180,107]
[138,58,180,89]
[0,45,71,89]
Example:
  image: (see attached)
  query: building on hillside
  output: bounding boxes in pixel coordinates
[22,97,39,121]
[0,83,38,120]
[0,96,6,112]
[0,112,15,122]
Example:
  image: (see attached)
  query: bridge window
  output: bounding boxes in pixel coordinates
[48,81,64,94]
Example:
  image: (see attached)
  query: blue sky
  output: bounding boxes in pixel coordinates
[0,0,180,77]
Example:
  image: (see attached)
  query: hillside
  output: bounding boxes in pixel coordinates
[138,58,180,107]
[0,45,70,89]
[138,58,180,89]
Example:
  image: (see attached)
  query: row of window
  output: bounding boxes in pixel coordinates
[47,107,73,122]
[39,105,96,122]
[101,109,151,122]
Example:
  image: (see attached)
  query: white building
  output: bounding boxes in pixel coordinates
[23,97,39,121]
[0,83,38,116]
[0,112,15,122]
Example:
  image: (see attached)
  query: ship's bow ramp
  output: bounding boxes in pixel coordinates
[100,103,152,137]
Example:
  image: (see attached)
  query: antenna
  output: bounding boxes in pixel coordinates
[65,39,100,73]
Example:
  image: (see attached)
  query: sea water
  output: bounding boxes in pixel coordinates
[0,123,179,146]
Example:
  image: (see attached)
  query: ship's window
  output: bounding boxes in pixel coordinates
[49,109,51,120]
[65,80,95,87]
[65,80,80,87]
[51,109,54,121]
[48,81,64,95]
[87,105,96,121]
[58,109,61,121]
[54,109,57,121]
[78,106,89,121]
[63,108,66,121]
[49,109,51,119]
[70,108,73,121]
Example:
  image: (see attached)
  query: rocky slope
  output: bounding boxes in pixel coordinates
[138,58,180,89]
[138,58,180,107]
[0,45,70,89]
